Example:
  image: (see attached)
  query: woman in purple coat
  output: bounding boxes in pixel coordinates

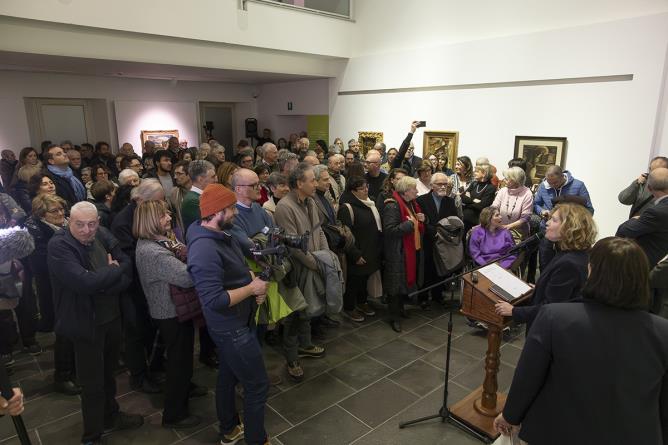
[468,206,516,269]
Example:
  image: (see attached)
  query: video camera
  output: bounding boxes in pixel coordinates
[249,227,309,280]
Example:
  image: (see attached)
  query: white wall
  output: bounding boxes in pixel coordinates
[114,101,198,153]
[0,0,353,58]
[257,78,329,140]
[0,71,257,152]
[352,0,668,56]
[329,13,668,238]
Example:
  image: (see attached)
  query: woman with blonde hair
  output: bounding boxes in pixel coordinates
[216,161,238,188]
[25,194,79,394]
[133,200,202,429]
[495,202,597,332]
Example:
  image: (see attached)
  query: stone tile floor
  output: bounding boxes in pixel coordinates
[0,301,525,445]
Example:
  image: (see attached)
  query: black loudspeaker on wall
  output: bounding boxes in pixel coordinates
[245,118,258,138]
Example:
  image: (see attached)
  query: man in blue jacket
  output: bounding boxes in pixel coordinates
[533,165,594,268]
[187,184,270,445]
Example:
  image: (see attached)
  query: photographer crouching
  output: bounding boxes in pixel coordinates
[186,184,270,445]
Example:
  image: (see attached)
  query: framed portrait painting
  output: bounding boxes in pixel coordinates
[423,131,459,171]
[514,136,568,185]
[140,129,180,148]
[358,131,383,156]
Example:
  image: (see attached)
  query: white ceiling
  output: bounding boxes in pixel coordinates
[0,51,326,84]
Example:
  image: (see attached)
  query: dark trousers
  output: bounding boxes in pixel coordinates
[54,334,76,382]
[344,273,371,310]
[282,310,312,363]
[388,294,405,321]
[0,288,37,354]
[199,326,216,359]
[156,318,194,423]
[209,325,269,445]
[73,317,121,443]
[123,296,162,380]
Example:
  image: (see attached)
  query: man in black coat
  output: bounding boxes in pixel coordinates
[48,202,141,444]
[416,173,459,306]
[616,167,668,268]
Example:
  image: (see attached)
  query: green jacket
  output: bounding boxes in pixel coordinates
[181,190,201,237]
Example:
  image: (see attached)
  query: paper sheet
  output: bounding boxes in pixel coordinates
[478,263,531,300]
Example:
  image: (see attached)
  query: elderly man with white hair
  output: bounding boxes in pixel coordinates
[48,201,140,444]
[416,173,460,306]
[118,168,140,187]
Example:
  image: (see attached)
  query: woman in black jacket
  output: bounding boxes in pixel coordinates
[460,164,496,233]
[24,194,79,395]
[494,237,668,445]
[382,176,425,332]
[338,176,382,322]
[495,202,596,333]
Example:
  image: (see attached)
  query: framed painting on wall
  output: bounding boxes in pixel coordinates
[423,131,459,171]
[358,131,383,156]
[140,129,180,148]
[514,136,568,185]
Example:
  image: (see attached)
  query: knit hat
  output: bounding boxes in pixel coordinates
[199,184,237,218]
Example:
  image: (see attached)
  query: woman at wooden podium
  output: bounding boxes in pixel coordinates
[494,202,596,332]
[494,237,668,445]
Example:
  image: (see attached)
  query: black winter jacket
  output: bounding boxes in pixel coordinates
[47,227,132,341]
[338,191,382,276]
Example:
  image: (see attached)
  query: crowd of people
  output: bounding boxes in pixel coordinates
[0,122,667,445]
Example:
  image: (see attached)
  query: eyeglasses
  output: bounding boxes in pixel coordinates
[364,160,379,165]
[237,183,259,189]
[432,183,449,189]
[46,207,65,214]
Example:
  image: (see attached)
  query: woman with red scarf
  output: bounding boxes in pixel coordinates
[381,176,425,332]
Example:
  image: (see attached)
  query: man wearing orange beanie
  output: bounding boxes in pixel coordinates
[186,183,271,445]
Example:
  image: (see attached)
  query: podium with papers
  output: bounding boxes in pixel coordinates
[449,263,533,440]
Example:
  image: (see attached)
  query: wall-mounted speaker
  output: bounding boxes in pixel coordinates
[245,118,258,138]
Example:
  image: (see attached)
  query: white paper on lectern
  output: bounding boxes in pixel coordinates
[478,263,531,299]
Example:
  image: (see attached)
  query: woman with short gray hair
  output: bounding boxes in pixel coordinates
[493,166,533,241]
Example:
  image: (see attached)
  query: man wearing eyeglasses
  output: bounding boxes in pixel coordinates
[364,151,387,202]
[416,173,460,306]
[229,169,275,254]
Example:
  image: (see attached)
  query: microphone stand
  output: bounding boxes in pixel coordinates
[398,240,534,443]
[0,364,31,445]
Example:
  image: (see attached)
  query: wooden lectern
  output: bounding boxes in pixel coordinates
[449,269,533,440]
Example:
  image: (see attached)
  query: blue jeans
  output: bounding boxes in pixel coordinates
[209,325,269,445]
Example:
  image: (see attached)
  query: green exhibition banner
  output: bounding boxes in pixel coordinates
[307,115,329,150]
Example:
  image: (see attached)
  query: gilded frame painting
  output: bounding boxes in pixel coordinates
[514,136,568,185]
[358,131,383,156]
[140,129,180,148]
[423,131,459,171]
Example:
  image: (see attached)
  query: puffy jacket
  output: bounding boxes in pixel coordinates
[534,170,594,216]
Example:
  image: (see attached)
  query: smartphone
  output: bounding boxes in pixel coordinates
[416,121,427,128]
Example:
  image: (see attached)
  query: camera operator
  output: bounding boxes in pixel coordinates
[273,163,327,382]
[186,183,270,445]
[618,156,668,219]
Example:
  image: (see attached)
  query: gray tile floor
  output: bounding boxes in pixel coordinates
[0,301,525,445]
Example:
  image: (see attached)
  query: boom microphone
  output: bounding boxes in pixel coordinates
[506,232,544,254]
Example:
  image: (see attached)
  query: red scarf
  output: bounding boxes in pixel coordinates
[392,191,425,288]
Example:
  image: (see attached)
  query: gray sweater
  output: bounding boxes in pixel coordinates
[135,239,194,319]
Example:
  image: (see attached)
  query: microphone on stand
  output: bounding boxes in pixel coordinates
[506,232,544,254]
